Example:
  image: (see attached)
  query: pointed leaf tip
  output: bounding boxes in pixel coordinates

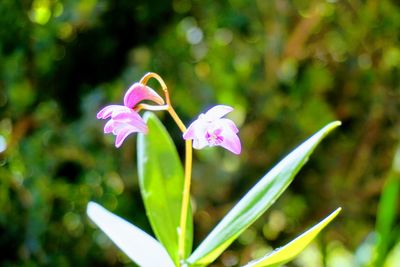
[243,207,342,267]
[330,120,342,127]
[321,121,341,134]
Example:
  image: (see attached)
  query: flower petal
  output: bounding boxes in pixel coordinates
[218,118,239,133]
[115,127,137,148]
[183,119,209,149]
[124,83,164,108]
[113,112,148,133]
[104,119,115,133]
[97,105,125,119]
[113,109,142,121]
[183,120,201,140]
[219,128,241,154]
[102,112,148,148]
[110,106,133,116]
[193,137,209,150]
[204,105,233,121]
[184,105,241,153]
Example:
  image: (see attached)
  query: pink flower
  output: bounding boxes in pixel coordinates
[183,105,241,154]
[97,83,164,147]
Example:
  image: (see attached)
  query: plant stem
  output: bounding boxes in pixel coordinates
[178,139,192,262]
[140,72,187,133]
[140,72,193,265]
[134,103,169,112]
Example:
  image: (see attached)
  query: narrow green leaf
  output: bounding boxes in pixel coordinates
[374,144,400,267]
[384,240,400,267]
[87,202,175,267]
[375,174,400,266]
[187,121,341,266]
[243,208,341,267]
[137,112,193,266]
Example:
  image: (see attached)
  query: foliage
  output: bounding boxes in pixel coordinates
[0,0,399,266]
[89,109,340,266]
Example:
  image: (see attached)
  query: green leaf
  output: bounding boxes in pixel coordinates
[374,144,400,267]
[375,174,400,266]
[243,208,341,267]
[137,112,193,266]
[384,240,400,267]
[86,202,175,267]
[187,121,341,266]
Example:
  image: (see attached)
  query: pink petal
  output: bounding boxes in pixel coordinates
[113,112,148,132]
[104,119,115,133]
[111,106,133,117]
[115,127,137,148]
[113,109,141,121]
[97,105,125,119]
[204,105,233,121]
[113,118,148,135]
[219,129,241,154]
[123,83,164,108]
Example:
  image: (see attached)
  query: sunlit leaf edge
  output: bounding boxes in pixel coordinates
[243,207,341,267]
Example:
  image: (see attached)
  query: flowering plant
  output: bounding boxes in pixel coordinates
[87,72,341,267]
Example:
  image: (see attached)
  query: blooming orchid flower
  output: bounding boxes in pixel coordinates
[183,105,241,154]
[97,83,164,147]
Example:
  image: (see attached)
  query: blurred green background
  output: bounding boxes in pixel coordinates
[1,0,399,266]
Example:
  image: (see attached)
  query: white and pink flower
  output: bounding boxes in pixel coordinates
[183,105,241,154]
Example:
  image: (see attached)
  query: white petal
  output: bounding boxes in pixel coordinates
[87,202,175,267]
[204,105,233,121]
[219,118,239,133]
[183,118,209,149]
[193,137,209,149]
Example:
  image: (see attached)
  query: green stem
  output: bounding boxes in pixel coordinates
[178,139,192,262]
[166,105,192,265]
[139,72,193,266]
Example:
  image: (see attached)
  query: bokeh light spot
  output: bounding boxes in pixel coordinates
[383,47,400,69]
[29,0,52,25]
[0,135,7,153]
[278,58,298,84]
[195,62,210,79]
[106,173,124,195]
[58,23,74,40]
[186,26,203,45]
[53,2,64,17]
[221,250,238,266]
[63,212,81,232]
[238,228,256,245]
[358,54,372,69]
[215,28,233,46]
